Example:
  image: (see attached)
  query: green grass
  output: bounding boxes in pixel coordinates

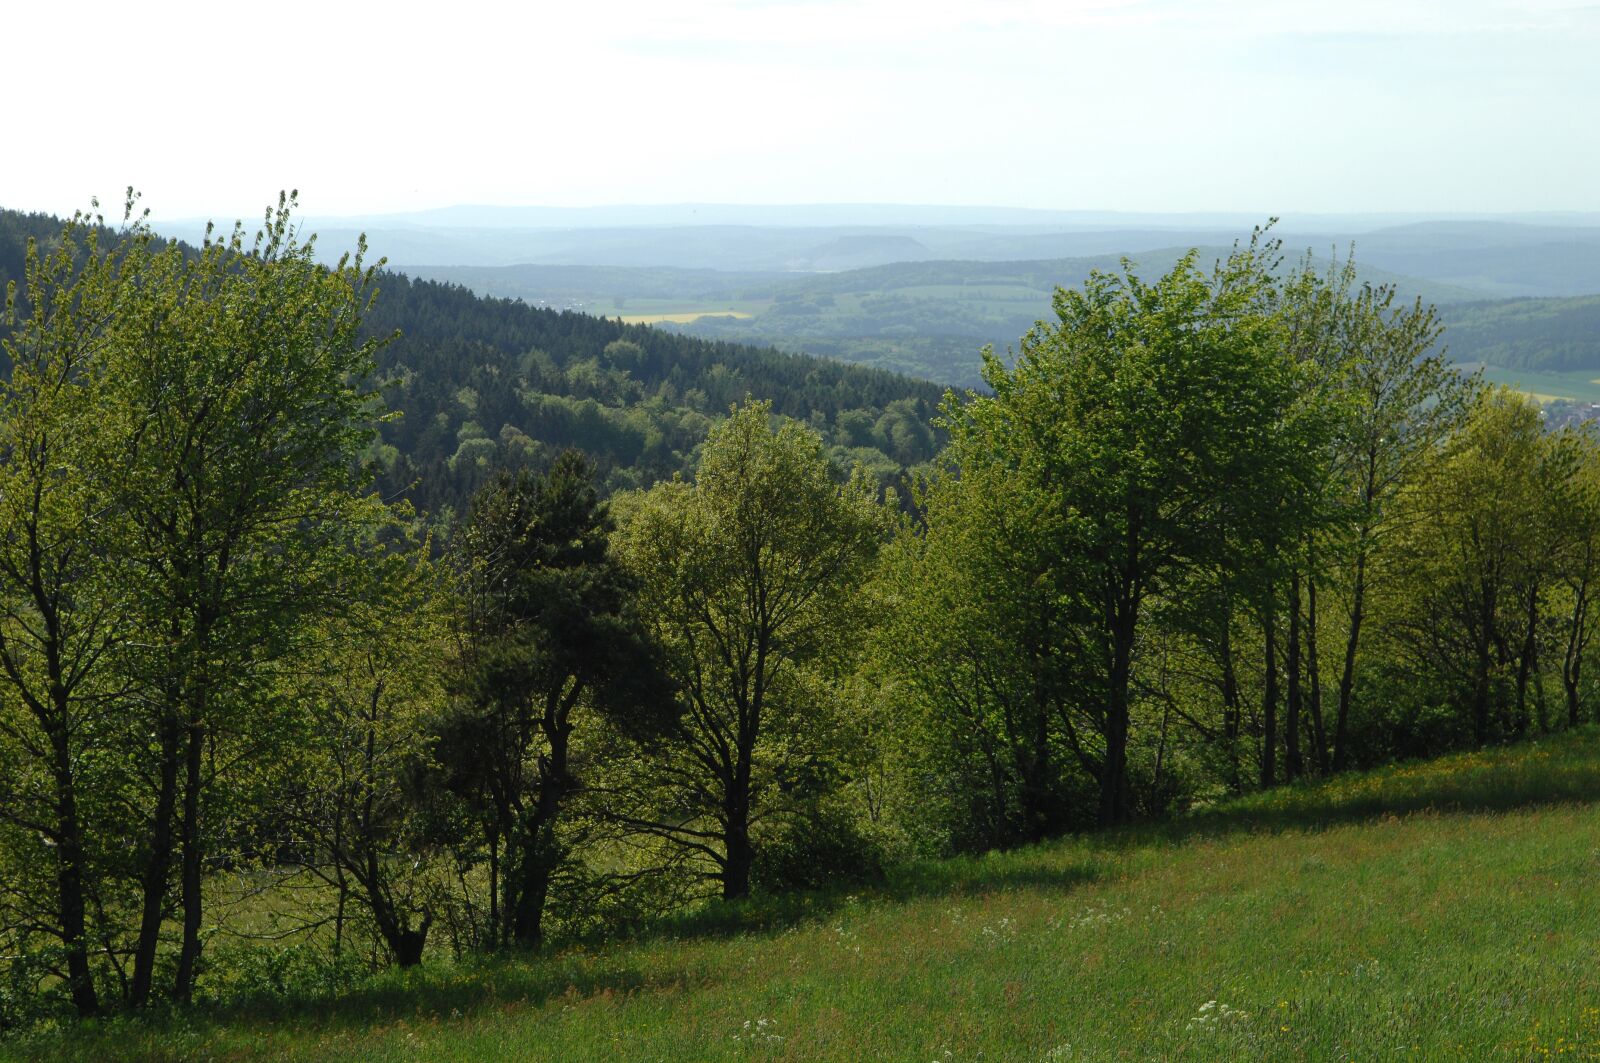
[1473,364,1600,404]
[617,307,758,324]
[13,731,1600,1061]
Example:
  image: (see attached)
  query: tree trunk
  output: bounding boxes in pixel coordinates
[1285,575,1303,783]
[363,844,431,967]
[130,710,180,1008]
[508,823,556,948]
[722,806,754,900]
[487,825,499,950]
[1306,574,1330,776]
[1018,704,1055,842]
[49,722,98,1016]
[1099,591,1137,828]
[1564,576,1590,727]
[1220,614,1242,794]
[508,785,566,947]
[174,713,205,1002]
[392,924,430,967]
[1334,548,1367,772]
[333,873,347,958]
[1514,582,1538,738]
[1261,584,1278,790]
[1473,583,1495,748]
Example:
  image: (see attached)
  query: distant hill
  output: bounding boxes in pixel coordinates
[410,251,1490,387]
[789,234,935,271]
[146,213,1600,300]
[1441,294,1600,372]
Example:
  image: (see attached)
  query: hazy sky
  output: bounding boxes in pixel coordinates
[7,0,1597,221]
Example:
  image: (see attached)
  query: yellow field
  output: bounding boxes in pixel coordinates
[618,309,754,324]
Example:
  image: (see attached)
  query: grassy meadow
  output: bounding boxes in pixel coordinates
[11,731,1600,1062]
[1474,364,1600,405]
[616,306,761,325]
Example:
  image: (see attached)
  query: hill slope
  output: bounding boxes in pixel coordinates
[1443,294,1600,373]
[360,274,947,516]
[19,730,1600,1061]
[0,208,949,520]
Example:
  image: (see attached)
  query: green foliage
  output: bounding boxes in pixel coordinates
[878,463,1088,850]
[431,452,673,951]
[608,403,890,899]
[749,802,885,894]
[939,236,1316,826]
[0,194,417,1013]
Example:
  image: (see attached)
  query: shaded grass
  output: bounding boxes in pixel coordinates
[11,730,1600,1061]
[1166,726,1600,841]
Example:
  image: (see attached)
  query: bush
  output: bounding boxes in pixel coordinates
[197,942,370,1008]
[752,806,886,894]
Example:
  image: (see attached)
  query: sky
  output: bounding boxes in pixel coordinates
[5,0,1598,222]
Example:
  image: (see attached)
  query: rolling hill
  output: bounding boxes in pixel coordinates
[150,209,1600,298]
[410,252,1570,388]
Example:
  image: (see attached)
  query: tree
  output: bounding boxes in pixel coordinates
[105,193,391,1004]
[877,463,1084,849]
[435,451,670,949]
[285,542,448,968]
[947,239,1308,825]
[1553,430,1600,726]
[612,402,887,899]
[0,194,399,1011]
[1394,390,1550,747]
[0,207,141,1016]
[1321,282,1473,769]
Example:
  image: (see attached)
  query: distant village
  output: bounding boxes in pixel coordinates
[1539,400,1600,428]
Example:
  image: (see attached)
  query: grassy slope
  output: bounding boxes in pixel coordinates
[13,733,1600,1062]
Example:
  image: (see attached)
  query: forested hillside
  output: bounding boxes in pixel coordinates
[358,275,945,517]
[0,207,948,522]
[1443,293,1600,372]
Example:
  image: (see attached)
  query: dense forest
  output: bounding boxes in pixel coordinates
[4,199,1600,1034]
[1442,293,1600,372]
[360,275,945,517]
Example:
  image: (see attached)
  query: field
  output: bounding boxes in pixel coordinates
[1474,364,1600,405]
[616,307,760,325]
[11,731,1600,1062]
